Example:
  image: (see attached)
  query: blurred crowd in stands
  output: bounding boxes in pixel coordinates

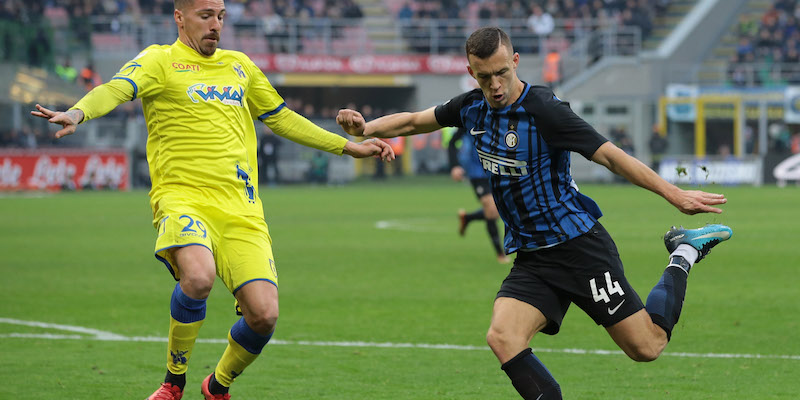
[16,0,363,20]
[395,0,666,37]
[729,0,800,86]
[2,0,666,63]
[394,0,666,54]
[0,0,671,79]
[0,126,51,149]
[4,0,664,25]
[1,1,54,68]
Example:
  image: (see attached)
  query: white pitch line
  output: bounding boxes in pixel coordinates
[2,318,799,361]
[0,317,127,340]
[0,192,53,199]
[374,219,449,233]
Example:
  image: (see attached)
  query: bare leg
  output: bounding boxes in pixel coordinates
[487,297,562,399]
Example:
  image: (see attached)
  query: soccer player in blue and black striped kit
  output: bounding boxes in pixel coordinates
[448,126,510,264]
[338,27,732,399]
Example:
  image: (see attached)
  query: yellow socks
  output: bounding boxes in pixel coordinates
[214,317,273,386]
[166,283,206,375]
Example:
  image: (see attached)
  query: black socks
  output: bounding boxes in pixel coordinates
[164,371,186,389]
[645,256,690,340]
[501,348,562,400]
[208,373,229,395]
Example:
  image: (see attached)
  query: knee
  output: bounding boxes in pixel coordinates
[486,327,502,351]
[625,342,663,362]
[180,272,215,299]
[173,247,216,299]
[486,326,518,355]
[245,308,279,335]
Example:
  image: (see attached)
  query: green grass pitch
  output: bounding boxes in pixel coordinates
[1,176,798,399]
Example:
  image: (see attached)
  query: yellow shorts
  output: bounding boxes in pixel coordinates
[154,200,277,294]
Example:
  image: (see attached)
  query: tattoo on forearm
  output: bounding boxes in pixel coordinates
[66,109,84,124]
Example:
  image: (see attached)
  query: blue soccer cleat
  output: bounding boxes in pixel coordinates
[663,224,733,262]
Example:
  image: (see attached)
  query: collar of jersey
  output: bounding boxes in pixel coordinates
[173,38,222,62]
[487,81,531,114]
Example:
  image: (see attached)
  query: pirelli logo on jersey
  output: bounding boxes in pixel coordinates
[187,84,244,107]
[476,148,529,177]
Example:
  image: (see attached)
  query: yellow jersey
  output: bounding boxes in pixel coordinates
[73,39,348,222]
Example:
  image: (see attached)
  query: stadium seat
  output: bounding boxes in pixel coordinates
[91,33,137,52]
[301,38,327,54]
[44,6,69,29]
[332,27,373,55]
[236,36,268,53]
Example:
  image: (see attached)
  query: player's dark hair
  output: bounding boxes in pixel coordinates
[174,0,193,10]
[465,27,513,59]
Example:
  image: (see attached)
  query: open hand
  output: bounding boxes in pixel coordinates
[30,104,84,139]
[670,189,727,215]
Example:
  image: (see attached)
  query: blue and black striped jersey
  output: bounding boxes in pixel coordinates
[434,83,608,253]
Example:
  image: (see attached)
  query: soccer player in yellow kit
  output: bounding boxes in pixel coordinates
[31,1,394,399]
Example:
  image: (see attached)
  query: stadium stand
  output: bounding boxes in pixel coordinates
[386,0,663,55]
[7,0,792,186]
[700,0,800,86]
[642,0,696,50]
[1,0,661,153]
[30,0,661,56]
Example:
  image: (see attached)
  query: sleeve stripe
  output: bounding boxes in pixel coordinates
[111,77,138,100]
[257,102,286,121]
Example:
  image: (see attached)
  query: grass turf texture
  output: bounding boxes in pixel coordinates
[1,176,798,399]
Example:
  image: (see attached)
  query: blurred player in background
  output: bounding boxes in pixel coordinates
[31,0,393,399]
[338,27,732,399]
[447,126,510,263]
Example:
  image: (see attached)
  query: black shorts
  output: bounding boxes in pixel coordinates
[496,222,644,335]
[470,178,491,199]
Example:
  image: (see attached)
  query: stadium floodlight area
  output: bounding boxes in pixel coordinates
[80,15,641,58]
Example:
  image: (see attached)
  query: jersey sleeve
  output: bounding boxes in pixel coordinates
[263,108,348,155]
[433,90,478,128]
[110,45,167,100]
[527,87,608,160]
[69,79,134,122]
[70,46,166,122]
[242,56,286,121]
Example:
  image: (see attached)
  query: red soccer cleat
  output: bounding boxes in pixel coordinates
[201,373,231,400]
[146,382,183,400]
[458,209,467,236]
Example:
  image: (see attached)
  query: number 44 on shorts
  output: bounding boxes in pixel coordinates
[589,272,624,304]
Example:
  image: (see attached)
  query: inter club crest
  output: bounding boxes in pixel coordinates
[505,131,518,148]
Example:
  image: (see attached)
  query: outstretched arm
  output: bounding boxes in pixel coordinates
[264,108,394,161]
[591,142,727,215]
[337,107,442,138]
[30,79,133,139]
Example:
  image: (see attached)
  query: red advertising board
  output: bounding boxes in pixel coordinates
[0,149,130,191]
[249,54,469,74]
